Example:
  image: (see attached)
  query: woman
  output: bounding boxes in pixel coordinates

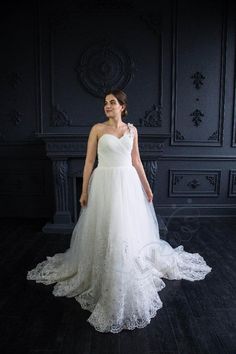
[27,89,212,333]
[79,90,153,208]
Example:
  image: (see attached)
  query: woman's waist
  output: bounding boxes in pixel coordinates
[97,163,133,169]
[97,156,132,168]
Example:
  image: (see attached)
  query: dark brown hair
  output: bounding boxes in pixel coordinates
[104,89,128,118]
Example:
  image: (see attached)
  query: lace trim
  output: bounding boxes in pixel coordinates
[84,296,164,333]
[74,271,166,333]
[172,245,212,281]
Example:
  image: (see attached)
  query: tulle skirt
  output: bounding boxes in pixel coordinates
[27,165,212,333]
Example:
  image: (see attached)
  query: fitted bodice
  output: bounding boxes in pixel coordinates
[97,123,135,168]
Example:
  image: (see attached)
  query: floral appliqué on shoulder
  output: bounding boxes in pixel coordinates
[127,122,135,139]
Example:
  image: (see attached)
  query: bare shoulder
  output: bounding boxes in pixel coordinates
[91,123,102,129]
[92,122,107,130]
[92,121,111,134]
[89,123,102,134]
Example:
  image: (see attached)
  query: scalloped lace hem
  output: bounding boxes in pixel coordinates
[77,295,164,333]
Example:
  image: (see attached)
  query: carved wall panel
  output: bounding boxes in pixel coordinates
[170,0,227,146]
[169,169,221,197]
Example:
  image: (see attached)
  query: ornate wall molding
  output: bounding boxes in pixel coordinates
[139,13,161,36]
[143,160,158,191]
[168,169,221,197]
[9,109,23,126]
[187,178,200,189]
[208,130,219,141]
[175,129,185,141]
[190,109,204,127]
[228,170,236,196]
[44,135,168,156]
[139,104,162,127]
[75,38,135,98]
[191,71,205,89]
[158,154,236,161]
[52,159,70,220]
[51,104,72,127]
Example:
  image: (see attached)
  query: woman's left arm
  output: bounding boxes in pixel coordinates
[131,127,153,202]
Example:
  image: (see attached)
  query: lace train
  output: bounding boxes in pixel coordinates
[27,242,211,333]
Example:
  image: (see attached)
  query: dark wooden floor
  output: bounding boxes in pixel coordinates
[1,216,236,354]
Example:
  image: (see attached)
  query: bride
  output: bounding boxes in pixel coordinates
[27,89,212,333]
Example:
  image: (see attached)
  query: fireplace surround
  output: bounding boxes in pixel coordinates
[38,133,170,236]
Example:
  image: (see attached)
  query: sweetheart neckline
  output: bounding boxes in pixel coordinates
[98,122,134,144]
[98,132,129,144]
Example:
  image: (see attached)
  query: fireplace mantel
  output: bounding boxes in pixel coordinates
[37,133,170,235]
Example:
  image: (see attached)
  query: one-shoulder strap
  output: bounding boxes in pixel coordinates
[127,122,135,138]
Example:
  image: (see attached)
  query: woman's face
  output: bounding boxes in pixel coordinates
[104,94,124,118]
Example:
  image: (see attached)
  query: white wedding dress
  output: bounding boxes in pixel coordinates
[27,122,212,333]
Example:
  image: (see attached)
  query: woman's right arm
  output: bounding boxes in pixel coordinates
[81,124,99,196]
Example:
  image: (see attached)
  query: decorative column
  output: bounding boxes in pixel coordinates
[53,159,70,223]
[43,158,74,233]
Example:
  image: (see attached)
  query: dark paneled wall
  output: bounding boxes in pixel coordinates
[0,1,54,217]
[1,0,236,220]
